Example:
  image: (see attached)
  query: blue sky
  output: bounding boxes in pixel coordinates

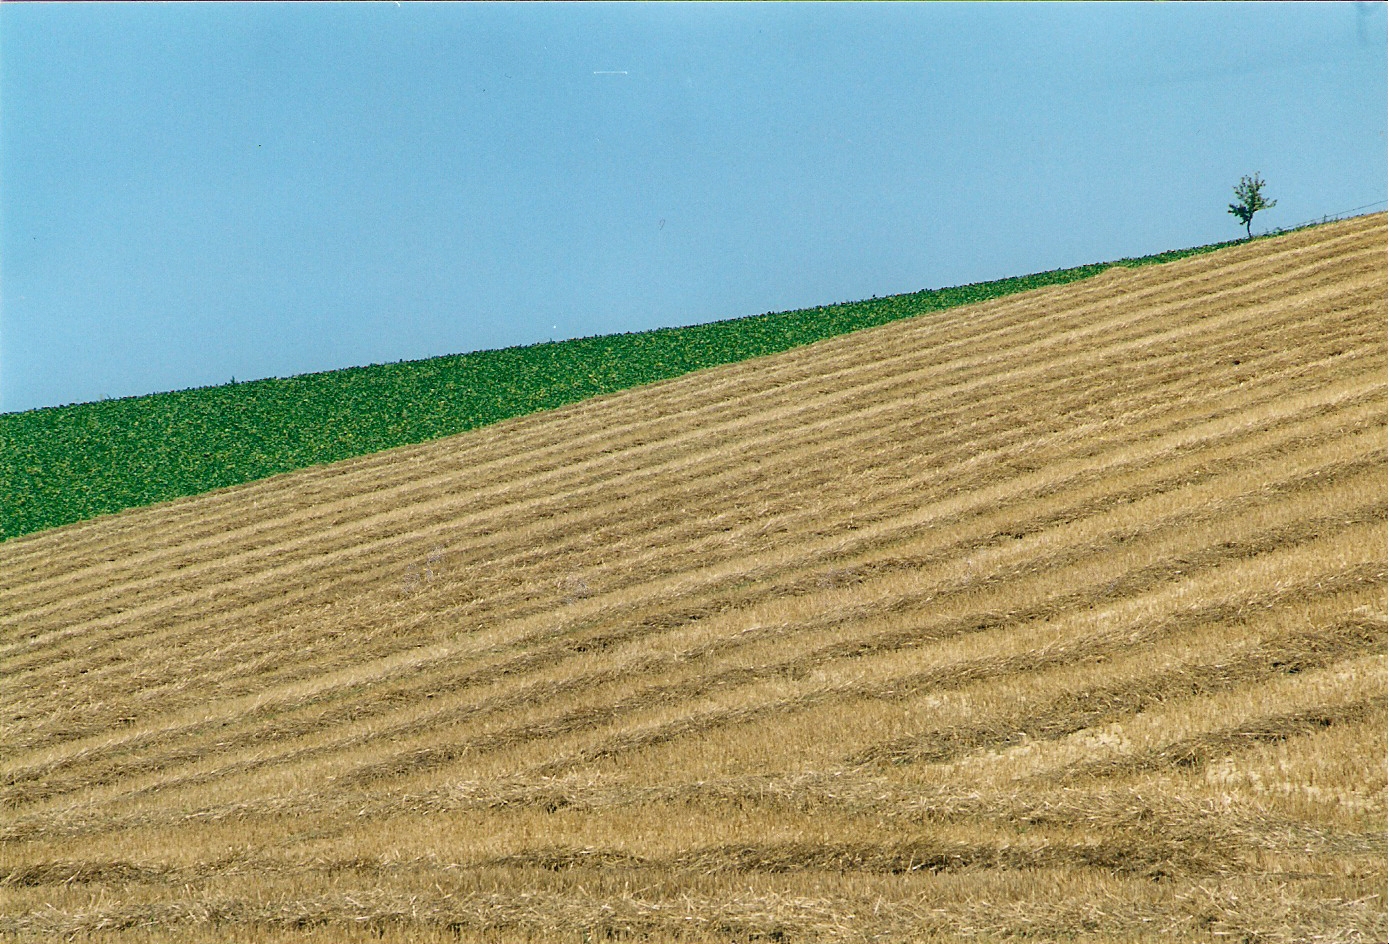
[3,2,1385,413]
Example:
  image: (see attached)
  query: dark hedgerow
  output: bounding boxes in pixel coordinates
[1,237,1245,541]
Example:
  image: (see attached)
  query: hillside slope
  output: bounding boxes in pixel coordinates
[1,236,1233,541]
[1,214,1385,943]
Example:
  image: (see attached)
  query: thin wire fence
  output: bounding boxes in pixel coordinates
[1261,199,1389,236]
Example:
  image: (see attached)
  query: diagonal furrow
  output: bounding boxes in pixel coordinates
[4,385,1380,771]
[4,235,1378,629]
[3,222,1366,577]
[3,406,1379,784]
[846,613,1388,767]
[8,324,1377,716]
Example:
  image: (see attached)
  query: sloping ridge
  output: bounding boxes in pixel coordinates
[1,214,1385,943]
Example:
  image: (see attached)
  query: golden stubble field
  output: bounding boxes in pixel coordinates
[1,214,1385,943]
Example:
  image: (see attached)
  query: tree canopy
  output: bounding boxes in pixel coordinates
[1229,173,1277,238]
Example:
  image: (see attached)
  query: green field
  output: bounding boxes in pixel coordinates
[1,239,1244,541]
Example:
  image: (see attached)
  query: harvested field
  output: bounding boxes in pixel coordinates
[1,214,1385,942]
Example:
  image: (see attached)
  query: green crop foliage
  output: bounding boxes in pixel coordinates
[0,237,1244,541]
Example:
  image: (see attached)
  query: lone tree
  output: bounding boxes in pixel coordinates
[1228,172,1277,239]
